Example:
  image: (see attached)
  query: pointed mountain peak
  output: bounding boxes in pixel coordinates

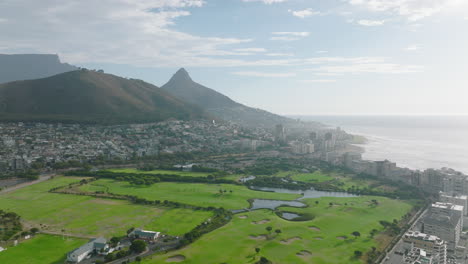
[171,68,192,82]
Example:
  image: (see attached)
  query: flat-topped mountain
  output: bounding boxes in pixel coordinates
[0,70,206,124]
[0,54,77,84]
[162,68,292,127]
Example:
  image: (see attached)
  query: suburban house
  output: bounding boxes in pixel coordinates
[67,237,108,263]
[128,228,160,241]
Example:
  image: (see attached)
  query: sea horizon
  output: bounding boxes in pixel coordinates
[293,115,468,174]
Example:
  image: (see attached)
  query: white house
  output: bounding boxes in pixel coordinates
[67,237,108,263]
[128,228,160,241]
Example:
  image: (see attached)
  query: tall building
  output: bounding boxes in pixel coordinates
[440,193,468,216]
[274,124,286,143]
[422,203,464,251]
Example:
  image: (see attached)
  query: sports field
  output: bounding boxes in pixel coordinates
[0,177,211,237]
[0,234,85,264]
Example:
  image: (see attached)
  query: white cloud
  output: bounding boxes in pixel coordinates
[307,63,424,75]
[300,79,337,83]
[405,44,422,51]
[266,53,294,57]
[0,18,7,23]
[271,31,310,41]
[234,48,267,53]
[0,0,254,67]
[317,50,328,54]
[357,19,386,26]
[348,0,465,21]
[288,8,320,18]
[232,71,296,77]
[242,0,287,4]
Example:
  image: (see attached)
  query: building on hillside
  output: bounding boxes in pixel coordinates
[128,228,160,241]
[67,237,108,263]
[402,231,447,264]
[274,124,286,143]
[422,203,464,251]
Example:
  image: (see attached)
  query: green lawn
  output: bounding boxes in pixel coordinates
[0,177,211,237]
[141,196,412,264]
[289,171,335,183]
[108,168,212,177]
[0,234,85,264]
[80,179,301,210]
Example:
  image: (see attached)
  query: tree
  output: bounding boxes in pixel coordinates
[354,250,363,258]
[275,229,282,235]
[255,248,260,254]
[352,231,361,239]
[266,226,273,233]
[30,228,39,234]
[110,237,120,246]
[315,201,319,205]
[256,257,272,264]
[136,256,142,262]
[329,202,333,207]
[130,240,147,253]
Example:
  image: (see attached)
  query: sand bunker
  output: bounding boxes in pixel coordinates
[280,236,302,245]
[238,215,248,219]
[309,226,321,231]
[249,235,268,240]
[252,219,271,225]
[296,250,312,257]
[314,237,324,240]
[166,255,186,262]
[336,236,347,240]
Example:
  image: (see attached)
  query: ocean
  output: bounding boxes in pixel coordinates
[297,115,468,174]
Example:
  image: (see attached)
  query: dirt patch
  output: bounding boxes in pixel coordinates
[88,199,121,205]
[297,250,313,260]
[309,226,321,231]
[249,235,268,240]
[280,236,302,245]
[296,250,312,257]
[314,237,324,240]
[238,215,248,219]
[166,255,186,262]
[252,219,271,225]
[336,236,348,240]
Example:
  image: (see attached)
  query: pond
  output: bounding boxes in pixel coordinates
[251,186,358,200]
[281,212,301,220]
[250,199,306,210]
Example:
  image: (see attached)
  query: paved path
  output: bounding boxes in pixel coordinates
[0,175,52,195]
[380,206,428,264]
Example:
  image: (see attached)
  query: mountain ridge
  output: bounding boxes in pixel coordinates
[0,70,207,124]
[162,68,293,127]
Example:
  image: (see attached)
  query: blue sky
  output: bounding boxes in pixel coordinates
[1,0,468,115]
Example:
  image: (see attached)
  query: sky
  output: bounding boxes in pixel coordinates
[1,0,468,115]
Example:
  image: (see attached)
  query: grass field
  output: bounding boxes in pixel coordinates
[80,179,301,210]
[108,168,212,177]
[0,234,86,264]
[141,196,412,264]
[0,177,211,237]
[288,171,335,183]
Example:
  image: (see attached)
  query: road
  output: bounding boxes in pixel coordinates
[380,206,428,264]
